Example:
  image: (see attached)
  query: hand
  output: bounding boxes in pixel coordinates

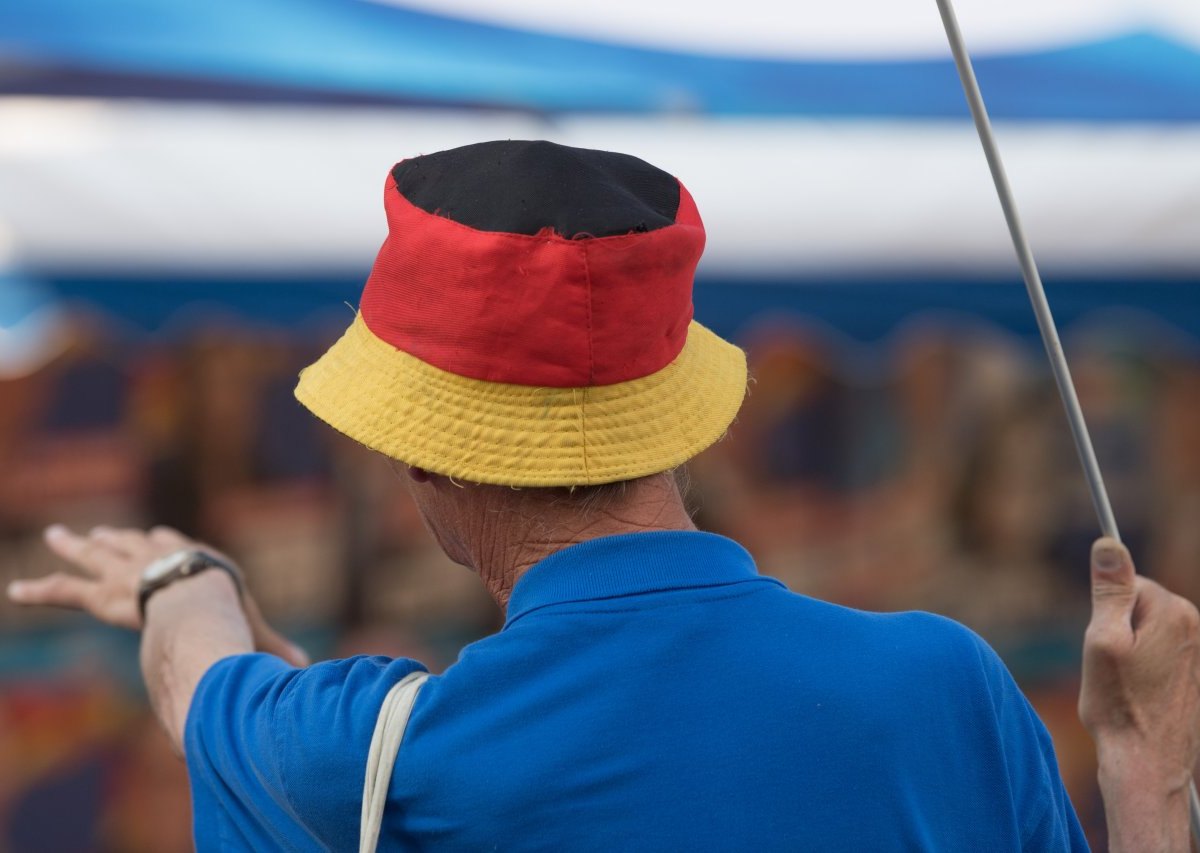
[1079,537,1200,851]
[8,524,309,667]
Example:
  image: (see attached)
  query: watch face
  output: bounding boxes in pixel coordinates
[142,550,192,584]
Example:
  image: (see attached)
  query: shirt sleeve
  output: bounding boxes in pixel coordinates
[184,652,427,851]
[964,631,1090,852]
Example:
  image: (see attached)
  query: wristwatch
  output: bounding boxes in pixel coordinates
[137,549,244,620]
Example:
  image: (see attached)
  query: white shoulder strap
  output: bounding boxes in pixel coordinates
[360,671,431,853]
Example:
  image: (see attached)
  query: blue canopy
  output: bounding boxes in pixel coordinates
[3,0,1200,121]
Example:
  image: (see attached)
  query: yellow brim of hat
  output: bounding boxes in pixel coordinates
[294,313,747,487]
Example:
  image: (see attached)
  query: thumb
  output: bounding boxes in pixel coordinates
[243,595,311,667]
[1089,537,1137,622]
[255,621,311,668]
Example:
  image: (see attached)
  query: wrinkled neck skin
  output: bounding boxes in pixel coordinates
[404,470,695,611]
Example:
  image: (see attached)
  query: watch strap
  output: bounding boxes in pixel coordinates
[138,549,244,620]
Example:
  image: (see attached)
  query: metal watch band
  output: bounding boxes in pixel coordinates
[137,549,244,621]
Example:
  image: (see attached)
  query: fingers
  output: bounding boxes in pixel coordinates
[149,526,190,549]
[1133,577,1200,641]
[43,525,128,575]
[7,572,94,611]
[1090,537,1138,626]
[44,524,194,573]
[26,522,290,652]
[88,525,148,557]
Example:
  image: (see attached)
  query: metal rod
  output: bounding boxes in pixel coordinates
[932,0,1200,841]
[934,0,1118,539]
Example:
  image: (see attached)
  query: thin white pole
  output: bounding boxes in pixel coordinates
[933,0,1118,539]
[932,0,1200,841]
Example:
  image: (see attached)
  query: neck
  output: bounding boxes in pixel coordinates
[466,473,695,610]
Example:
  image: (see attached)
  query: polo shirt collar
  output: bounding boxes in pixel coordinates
[504,530,774,626]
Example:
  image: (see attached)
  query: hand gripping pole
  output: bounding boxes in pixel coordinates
[932,0,1200,841]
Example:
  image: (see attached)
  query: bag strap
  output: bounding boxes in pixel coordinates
[360,670,431,853]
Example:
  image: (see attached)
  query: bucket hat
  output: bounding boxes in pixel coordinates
[295,140,746,487]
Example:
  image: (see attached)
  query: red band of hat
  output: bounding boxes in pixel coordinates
[360,175,705,388]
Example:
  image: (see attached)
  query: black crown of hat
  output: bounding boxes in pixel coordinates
[391,139,682,239]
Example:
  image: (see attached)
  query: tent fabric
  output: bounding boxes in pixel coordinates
[3,0,1200,120]
[2,102,1197,278]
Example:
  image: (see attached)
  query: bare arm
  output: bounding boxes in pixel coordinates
[8,524,308,754]
[1080,538,1200,853]
[140,569,253,752]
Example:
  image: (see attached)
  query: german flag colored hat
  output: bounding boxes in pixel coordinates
[295,140,747,487]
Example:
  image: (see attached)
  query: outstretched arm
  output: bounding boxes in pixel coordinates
[8,525,307,753]
[1080,537,1200,853]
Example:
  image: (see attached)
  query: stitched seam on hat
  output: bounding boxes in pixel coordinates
[581,242,595,385]
[570,386,590,483]
[580,242,594,483]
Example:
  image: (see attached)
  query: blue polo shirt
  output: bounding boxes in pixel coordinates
[186,531,1087,850]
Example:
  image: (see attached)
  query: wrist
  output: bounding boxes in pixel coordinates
[1097,738,1194,798]
[138,549,244,622]
[1096,742,1191,852]
[143,569,241,621]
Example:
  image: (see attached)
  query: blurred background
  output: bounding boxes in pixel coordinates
[1,0,1199,849]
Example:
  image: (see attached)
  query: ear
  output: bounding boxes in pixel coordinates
[406,465,433,484]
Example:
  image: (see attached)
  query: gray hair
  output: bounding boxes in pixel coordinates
[550,466,693,517]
